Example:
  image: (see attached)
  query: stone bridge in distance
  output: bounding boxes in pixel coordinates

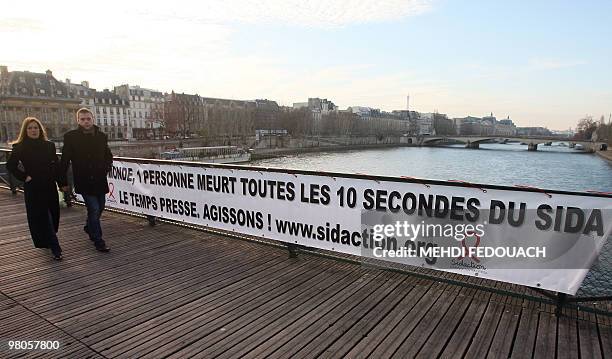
[411,135,607,152]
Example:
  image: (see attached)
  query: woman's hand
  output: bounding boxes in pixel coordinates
[25,176,32,182]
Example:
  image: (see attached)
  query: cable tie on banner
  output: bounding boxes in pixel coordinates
[514,184,552,198]
[448,180,487,193]
[258,171,264,175]
[400,176,431,188]
[586,190,612,195]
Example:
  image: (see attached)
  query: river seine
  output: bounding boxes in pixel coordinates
[251,143,612,192]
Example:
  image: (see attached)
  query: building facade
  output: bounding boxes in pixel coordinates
[0,66,81,142]
[64,79,95,113]
[114,84,164,139]
[94,89,130,140]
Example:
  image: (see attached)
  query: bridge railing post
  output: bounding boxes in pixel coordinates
[555,292,567,316]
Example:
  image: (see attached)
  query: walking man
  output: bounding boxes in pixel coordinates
[59,108,112,252]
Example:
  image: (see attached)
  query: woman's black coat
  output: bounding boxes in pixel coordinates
[7,138,60,248]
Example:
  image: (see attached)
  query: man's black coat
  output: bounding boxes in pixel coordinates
[59,125,113,195]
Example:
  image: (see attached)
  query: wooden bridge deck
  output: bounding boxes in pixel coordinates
[0,190,609,358]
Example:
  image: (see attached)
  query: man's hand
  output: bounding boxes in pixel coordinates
[25,176,32,182]
[61,186,70,192]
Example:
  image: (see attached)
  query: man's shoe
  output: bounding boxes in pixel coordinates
[53,253,63,261]
[96,245,111,253]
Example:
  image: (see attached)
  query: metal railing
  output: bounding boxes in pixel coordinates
[1,148,610,316]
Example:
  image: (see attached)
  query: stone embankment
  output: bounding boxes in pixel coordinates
[596,149,612,163]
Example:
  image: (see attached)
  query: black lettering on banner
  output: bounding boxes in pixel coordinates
[489,200,506,224]
[563,207,584,233]
[418,194,434,217]
[196,174,237,194]
[159,197,199,218]
[434,195,449,218]
[507,202,526,227]
[535,204,553,230]
[337,186,358,208]
[300,184,331,205]
[202,204,264,229]
[450,196,465,221]
[239,178,296,201]
[465,198,480,221]
[402,192,417,215]
[142,170,194,189]
[584,209,604,236]
[108,165,134,182]
[534,205,604,235]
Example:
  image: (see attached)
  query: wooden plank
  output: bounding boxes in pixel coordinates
[63,254,291,337]
[414,288,474,358]
[209,263,366,359]
[438,294,493,359]
[333,280,431,359]
[241,269,386,359]
[508,307,539,358]
[578,318,603,359]
[316,279,417,358]
[485,305,521,359]
[182,262,359,358]
[557,316,579,359]
[127,258,350,359]
[393,287,469,358]
[461,300,505,358]
[597,324,612,359]
[365,284,446,358]
[533,311,557,358]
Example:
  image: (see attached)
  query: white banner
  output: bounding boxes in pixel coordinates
[100,160,612,294]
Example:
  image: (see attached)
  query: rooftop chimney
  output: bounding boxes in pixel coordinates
[46,69,52,77]
[66,78,71,84]
[0,65,7,75]
[81,81,89,88]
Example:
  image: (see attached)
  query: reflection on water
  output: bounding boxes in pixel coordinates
[251,143,612,192]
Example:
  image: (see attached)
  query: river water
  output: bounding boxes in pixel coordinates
[250,143,612,193]
[250,143,612,296]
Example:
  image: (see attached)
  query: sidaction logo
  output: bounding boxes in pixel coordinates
[451,231,487,271]
[106,182,117,203]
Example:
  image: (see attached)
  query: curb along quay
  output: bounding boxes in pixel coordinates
[1,149,610,358]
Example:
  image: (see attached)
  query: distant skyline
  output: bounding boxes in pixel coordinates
[2,0,611,130]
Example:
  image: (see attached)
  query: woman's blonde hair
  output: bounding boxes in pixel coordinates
[11,117,48,145]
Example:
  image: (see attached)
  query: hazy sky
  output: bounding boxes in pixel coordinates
[2,0,611,129]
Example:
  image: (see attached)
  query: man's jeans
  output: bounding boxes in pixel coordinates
[82,194,106,248]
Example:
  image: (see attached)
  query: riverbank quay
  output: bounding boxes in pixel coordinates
[0,189,609,358]
[597,149,612,163]
[251,142,412,160]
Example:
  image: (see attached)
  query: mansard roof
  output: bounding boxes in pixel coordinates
[0,68,78,101]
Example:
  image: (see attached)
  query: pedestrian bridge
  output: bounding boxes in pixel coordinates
[0,189,610,358]
[413,135,607,151]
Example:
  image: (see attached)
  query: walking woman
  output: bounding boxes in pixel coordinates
[7,117,63,260]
